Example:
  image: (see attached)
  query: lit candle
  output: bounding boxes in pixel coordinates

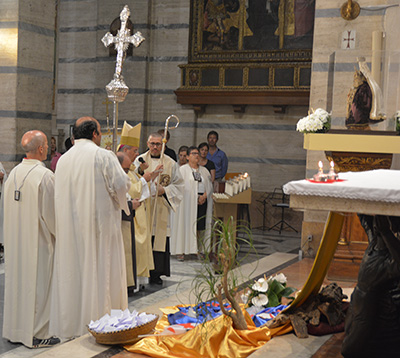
[313,161,327,182]
[328,161,338,180]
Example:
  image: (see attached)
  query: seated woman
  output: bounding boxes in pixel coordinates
[171,146,213,261]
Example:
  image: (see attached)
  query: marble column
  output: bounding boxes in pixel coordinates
[0,0,55,172]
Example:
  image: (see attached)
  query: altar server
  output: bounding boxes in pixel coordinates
[50,117,131,339]
[3,130,60,348]
[134,132,184,285]
[171,146,213,260]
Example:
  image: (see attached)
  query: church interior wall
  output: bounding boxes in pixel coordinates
[12,1,399,236]
[0,0,55,172]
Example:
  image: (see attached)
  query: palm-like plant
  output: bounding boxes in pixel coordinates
[192,216,256,330]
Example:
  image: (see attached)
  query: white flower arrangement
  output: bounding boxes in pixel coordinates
[245,273,296,309]
[296,108,331,133]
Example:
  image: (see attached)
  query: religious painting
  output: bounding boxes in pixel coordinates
[190,0,315,63]
[101,130,121,150]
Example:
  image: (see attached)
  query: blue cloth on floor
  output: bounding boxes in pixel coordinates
[168,301,231,325]
[251,304,287,327]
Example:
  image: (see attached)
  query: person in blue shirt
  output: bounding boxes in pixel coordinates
[206,130,228,181]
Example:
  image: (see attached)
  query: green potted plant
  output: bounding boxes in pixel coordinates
[191,216,256,330]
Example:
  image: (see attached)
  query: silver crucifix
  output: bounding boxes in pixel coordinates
[102,5,145,152]
[102,5,145,103]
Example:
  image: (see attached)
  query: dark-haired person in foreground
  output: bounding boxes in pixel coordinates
[50,116,131,339]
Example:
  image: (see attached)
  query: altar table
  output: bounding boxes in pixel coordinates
[282,169,400,309]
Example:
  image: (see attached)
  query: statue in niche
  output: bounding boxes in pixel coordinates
[345,57,386,130]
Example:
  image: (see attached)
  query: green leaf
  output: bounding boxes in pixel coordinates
[269,280,285,296]
[281,287,296,297]
[267,291,280,307]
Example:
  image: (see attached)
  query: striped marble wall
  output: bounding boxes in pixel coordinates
[0,0,55,172]
[54,0,309,204]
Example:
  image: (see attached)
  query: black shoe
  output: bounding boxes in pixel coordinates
[127,286,135,296]
[149,276,163,285]
[32,336,60,348]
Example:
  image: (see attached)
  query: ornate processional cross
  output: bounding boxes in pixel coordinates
[101,5,145,151]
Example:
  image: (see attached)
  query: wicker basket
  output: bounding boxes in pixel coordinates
[87,314,159,345]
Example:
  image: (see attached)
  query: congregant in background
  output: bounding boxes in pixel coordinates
[157,129,177,161]
[171,146,213,262]
[198,142,216,184]
[177,145,188,166]
[206,130,228,182]
[50,137,61,172]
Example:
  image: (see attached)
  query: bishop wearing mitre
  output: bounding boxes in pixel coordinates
[118,122,161,290]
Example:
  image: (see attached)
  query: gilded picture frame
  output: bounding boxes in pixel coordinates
[189,0,315,64]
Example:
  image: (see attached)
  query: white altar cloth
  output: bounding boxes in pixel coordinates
[283,169,400,204]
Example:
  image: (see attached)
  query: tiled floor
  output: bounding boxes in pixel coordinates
[0,229,356,358]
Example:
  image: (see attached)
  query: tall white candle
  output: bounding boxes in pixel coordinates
[371,31,383,86]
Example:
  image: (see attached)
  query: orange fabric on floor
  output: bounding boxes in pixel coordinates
[125,306,292,358]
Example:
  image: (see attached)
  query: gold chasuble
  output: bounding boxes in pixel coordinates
[134,151,183,252]
[127,169,154,277]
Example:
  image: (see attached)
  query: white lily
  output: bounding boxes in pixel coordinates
[251,278,269,293]
[251,294,269,307]
[274,273,287,284]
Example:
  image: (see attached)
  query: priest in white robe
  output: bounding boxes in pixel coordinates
[134,132,184,285]
[3,130,59,348]
[171,146,213,260]
[50,117,131,339]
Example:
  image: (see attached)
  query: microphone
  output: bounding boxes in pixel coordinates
[138,157,145,164]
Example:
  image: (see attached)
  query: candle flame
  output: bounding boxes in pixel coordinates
[318,161,323,169]
[330,161,334,168]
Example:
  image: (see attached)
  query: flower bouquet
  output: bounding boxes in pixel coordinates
[296,108,331,133]
[245,273,296,309]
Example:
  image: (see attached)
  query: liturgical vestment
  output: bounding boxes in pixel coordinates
[50,139,131,338]
[134,152,184,252]
[3,159,55,347]
[127,169,154,277]
[171,164,213,255]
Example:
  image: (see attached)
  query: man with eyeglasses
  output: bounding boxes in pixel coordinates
[134,132,184,285]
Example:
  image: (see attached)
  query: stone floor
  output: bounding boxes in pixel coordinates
[0,229,355,358]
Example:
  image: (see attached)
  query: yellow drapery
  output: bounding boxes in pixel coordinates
[125,212,345,356]
[125,305,292,358]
